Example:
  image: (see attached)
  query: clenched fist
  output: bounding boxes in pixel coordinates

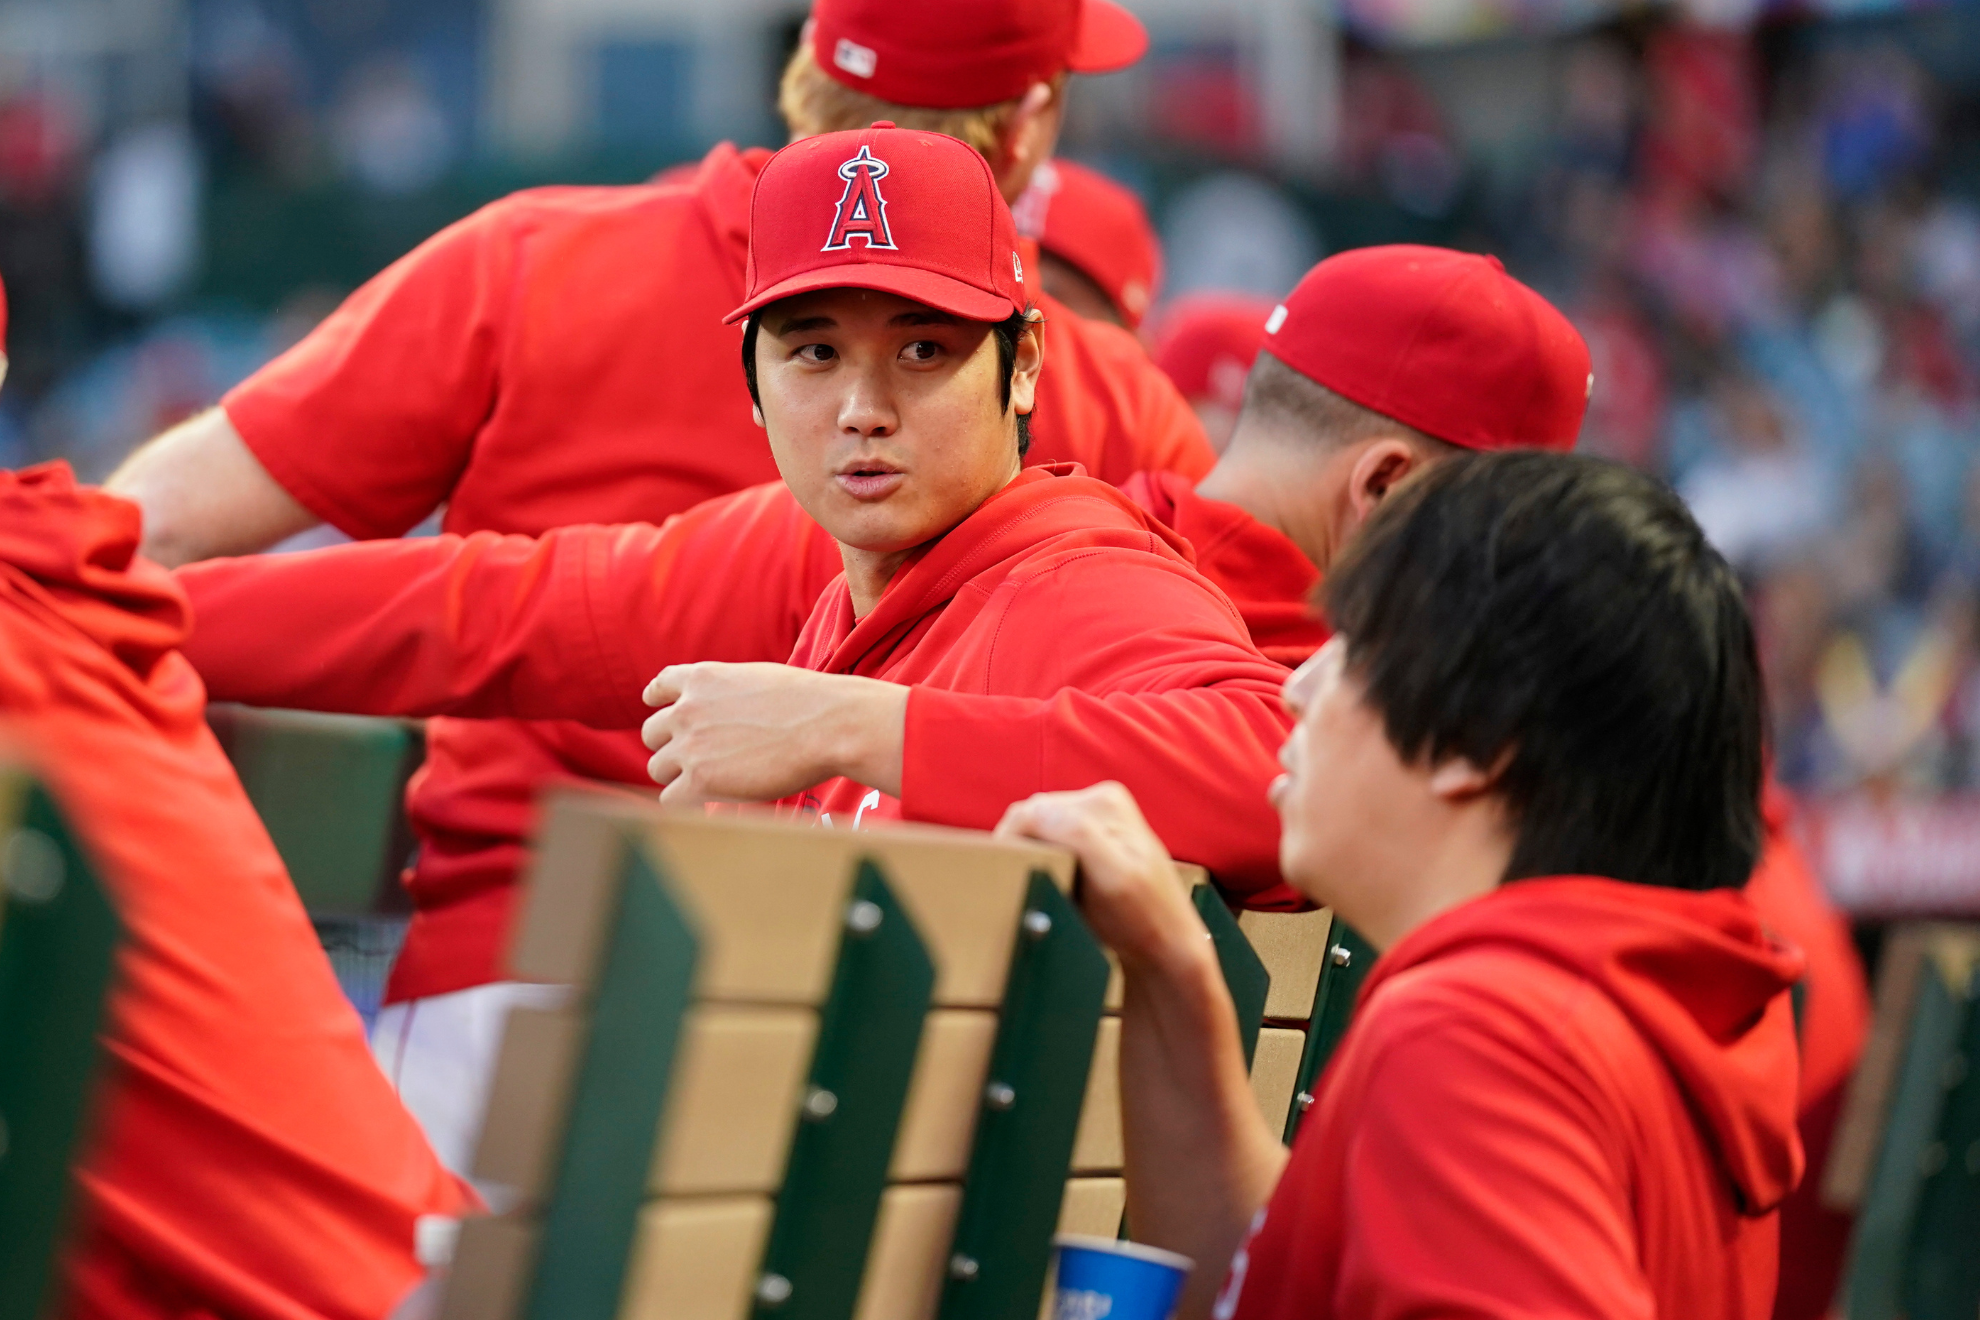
[640,661,907,806]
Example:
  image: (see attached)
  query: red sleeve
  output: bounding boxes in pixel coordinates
[1331,1004,1653,1320]
[221,198,530,539]
[901,551,1303,903]
[177,482,839,725]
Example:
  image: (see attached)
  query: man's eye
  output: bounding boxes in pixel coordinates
[796,344,836,364]
[903,340,941,362]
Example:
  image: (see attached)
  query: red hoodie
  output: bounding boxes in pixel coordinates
[0,464,470,1319]
[1221,876,1806,1320]
[178,467,1290,997]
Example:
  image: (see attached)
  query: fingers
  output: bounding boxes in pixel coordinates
[642,664,693,709]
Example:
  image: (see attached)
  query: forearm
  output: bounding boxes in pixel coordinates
[902,686,1304,905]
[108,409,321,566]
[1120,938,1289,1319]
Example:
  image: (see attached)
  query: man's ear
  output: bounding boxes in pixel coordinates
[993,80,1064,201]
[1009,311,1044,417]
[1427,754,1500,802]
[1342,438,1421,536]
[751,401,765,429]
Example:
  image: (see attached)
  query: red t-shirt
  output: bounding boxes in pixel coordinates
[219,142,1215,1003]
[0,465,470,1320]
[1222,876,1804,1320]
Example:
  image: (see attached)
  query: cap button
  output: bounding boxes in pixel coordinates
[871,120,895,130]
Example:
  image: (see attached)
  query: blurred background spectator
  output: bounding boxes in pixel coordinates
[3,0,1980,916]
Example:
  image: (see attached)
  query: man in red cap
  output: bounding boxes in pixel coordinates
[177,124,1286,1174]
[1013,157,1162,328]
[1150,293,1282,453]
[0,279,470,1318]
[102,0,1206,1145]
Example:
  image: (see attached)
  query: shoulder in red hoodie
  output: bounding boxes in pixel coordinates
[0,464,469,1319]
[1222,876,1805,1320]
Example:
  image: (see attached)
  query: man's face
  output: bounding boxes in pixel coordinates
[1270,637,1425,910]
[754,287,1033,553]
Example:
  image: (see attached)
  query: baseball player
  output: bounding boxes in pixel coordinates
[0,284,468,1318]
[999,452,1802,1320]
[187,124,1289,1176]
[105,0,1211,1146]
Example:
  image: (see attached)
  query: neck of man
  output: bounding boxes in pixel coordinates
[1340,804,1517,953]
[840,545,916,620]
[1194,432,1342,572]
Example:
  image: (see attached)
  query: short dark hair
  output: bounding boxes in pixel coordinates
[1242,351,1459,456]
[741,306,1036,458]
[1323,450,1763,892]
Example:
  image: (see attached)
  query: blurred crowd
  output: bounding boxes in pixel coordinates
[3,6,1979,809]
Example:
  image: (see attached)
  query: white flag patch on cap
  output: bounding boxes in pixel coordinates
[1264,304,1289,334]
[834,38,878,79]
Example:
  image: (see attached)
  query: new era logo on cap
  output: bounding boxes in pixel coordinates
[823,146,896,252]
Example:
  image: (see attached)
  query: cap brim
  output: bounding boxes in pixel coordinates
[1068,0,1148,74]
[724,264,1019,325]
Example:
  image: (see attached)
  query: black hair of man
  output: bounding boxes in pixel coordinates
[1323,450,1763,892]
[1241,351,1460,456]
[741,306,1036,457]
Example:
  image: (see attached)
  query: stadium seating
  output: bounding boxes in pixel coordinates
[1829,924,1980,1320]
[0,765,121,1320]
[436,787,1352,1320]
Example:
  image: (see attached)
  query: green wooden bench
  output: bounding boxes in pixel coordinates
[0,768,123,1320]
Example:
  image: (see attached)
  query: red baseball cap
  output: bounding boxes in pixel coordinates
[811,0,1148,110]
[726,123,1027,326]
[1150,294,1280,410]
[1264,245,1592,451]
[1015,159,1162,327]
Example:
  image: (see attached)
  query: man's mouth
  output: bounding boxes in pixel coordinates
[834,460,907,502]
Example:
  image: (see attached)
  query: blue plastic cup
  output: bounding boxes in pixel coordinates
[1051,1234,1193,1320]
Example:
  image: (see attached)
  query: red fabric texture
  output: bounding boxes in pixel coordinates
[1751,789,1871,1320]
[216,140,1212,1002]
[1264,245,1592,451]
[809,0,1146,109]
[0,464,469,1320]
[1015,159,1161,327]
[728,126,1024,325]
[1225,876,1805,1320]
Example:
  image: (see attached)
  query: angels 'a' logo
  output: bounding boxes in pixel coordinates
[823,146,897,252]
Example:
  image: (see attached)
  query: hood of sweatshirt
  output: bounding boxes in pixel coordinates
[1361,875,1808,1215]
[0,463,187,682]
[807,463,1204,676]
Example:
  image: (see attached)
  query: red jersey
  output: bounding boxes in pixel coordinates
[218,142,1215,1003]
[1222,876,1804,1320]
[0,465,470,1320]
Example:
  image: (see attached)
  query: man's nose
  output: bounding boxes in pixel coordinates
[838,361,899,437]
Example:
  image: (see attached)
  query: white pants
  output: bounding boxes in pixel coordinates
[370,980,572,1201]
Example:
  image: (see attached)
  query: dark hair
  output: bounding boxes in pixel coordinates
[1323,450,1763,892]
[742,306,1036,458]
[1243,351,1458,456]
